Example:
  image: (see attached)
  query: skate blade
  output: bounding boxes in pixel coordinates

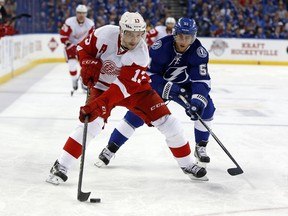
[46,174,64,185]
[188,174,209,181]
[94,160,106,168]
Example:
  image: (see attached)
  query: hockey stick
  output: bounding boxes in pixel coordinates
[4,13,32,25]
[77,88,93,202]
[77,114,91,201]
[178,95,243,176]
[77,89,101,203]
[11,13,32,21]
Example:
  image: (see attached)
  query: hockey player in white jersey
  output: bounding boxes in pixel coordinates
[46,12,207,185]
[59,4,94,94]
[146,17,176,47]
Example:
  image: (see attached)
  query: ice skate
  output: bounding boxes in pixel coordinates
[182,163,208,181]
[194,141,210,168]
[72,79,78,91]
[46,160,68,185]
[71,79,79,96]
[95,147,115,167]
[95,142,119,167]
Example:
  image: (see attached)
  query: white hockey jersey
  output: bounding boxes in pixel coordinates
[146,25,172,46]
[150,25,170,40]
[78,25,151,103]
[60,16,94,45]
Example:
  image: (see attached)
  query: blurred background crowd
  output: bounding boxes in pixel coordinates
[0,0,288,39]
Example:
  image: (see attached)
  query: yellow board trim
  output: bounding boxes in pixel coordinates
[0,58,65,85]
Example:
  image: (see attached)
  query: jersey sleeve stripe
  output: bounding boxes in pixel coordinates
[192,80,211,88]
[113,78,130,98]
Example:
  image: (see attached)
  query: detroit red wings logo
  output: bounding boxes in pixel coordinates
[101,60,121,76]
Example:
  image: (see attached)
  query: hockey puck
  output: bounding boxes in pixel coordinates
[90,198,101,203]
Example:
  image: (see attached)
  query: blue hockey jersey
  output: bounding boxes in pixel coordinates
[147,35,211,99]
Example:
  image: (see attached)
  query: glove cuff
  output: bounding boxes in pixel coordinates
[192,94,208,107]
[162,82,173,100]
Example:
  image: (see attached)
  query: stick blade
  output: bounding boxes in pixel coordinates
[77,191,91,202]
[227,167,244,176]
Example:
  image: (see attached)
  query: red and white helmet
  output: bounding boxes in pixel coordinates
[119,12,146,33]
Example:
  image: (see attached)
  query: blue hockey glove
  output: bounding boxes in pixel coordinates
[162,82,187,107]
[186,94,208,120]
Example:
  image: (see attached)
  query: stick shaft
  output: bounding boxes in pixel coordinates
[196,113,242,171]
[77,89,91,201]
[77,116,90,200]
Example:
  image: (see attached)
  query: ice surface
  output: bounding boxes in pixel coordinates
[0,63,288,216]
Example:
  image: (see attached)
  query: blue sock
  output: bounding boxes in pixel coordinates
[108,111,144,148]
[194,128,209,144]
[109,129,128,147]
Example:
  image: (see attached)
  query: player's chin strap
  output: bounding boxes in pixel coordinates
[178,95,244,176]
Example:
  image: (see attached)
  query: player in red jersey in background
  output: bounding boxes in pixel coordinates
[46,12,207,185]
[146,17,176,47]
[59,4,94,94]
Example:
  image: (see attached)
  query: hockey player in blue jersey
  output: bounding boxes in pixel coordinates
[95,17,216,169]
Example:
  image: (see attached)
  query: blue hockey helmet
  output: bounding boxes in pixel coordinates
[174,17,198,36]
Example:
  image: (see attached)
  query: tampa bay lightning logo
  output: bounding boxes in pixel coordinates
[196,47,208,58]
[163,66,189,83]
[151,40,162,50]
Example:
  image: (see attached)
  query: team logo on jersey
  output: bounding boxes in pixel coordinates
[196,47,208,58]
[164,66,189,83]
[151,40,162,50]
[101,60,120,76]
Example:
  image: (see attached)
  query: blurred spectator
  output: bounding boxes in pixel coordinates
[271,22,286,39]
[3,0,288,40]
[0,0,18,38]
[223,22,235,37]
[0,18,17,37]
[0,0,7,24]
[277,0,287,19]
[197,9,211,37]
[264,1,278,16]
[255,26,266,39]
[189,0,287,39]
[213,21,225,37]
